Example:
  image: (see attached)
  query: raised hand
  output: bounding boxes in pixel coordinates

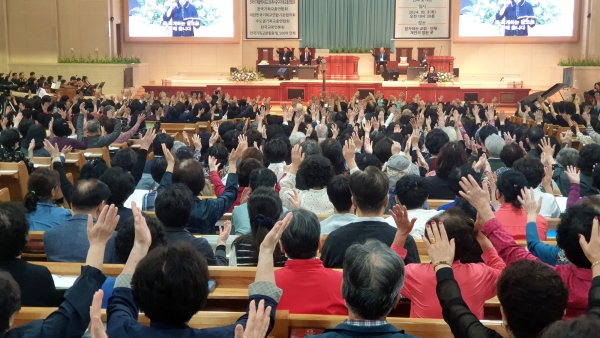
[140,128,157,151]
[579,217,600,269]
[423,221,455,269]
[192,133,202,151]
[234,300,272,338]
[90,290,108,338]
[43,140,61,158]
[390,205,417,247]
[565,165,580,185]
[260,212,293,254]
[287,188,302,210]
[218,220,232,246]
[517,188,542,218]
[87,204,120,247]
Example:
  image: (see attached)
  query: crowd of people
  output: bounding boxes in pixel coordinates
[1,84,600,337]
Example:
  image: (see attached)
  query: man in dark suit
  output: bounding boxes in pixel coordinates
[420,49,429,67]
[300,47,313,65]
[370,47,388,74]
[276,46,294,65]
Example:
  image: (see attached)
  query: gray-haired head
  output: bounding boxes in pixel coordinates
[556,147,580,168]
[87,120,101,134]
[289,132,306,147]
[316,124,328,140]
[485,134,506,158]
[342,239,405,320]
[300,139,322,157]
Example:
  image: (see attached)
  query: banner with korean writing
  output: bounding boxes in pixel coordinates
[394,0,450,39]
[246,0,299,39]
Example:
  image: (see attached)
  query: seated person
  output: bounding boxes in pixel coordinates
[101,213,166,308]
[0,128,34,172]
[264,139,288,181]
[321,166,420,268]
[276,46,293,65]
[484,135,506,172]
[276,209,347,315]
[494,170,548,240]
[211,158,263,212]
[313,240,417,338]
[513,157,561,218]
[437,165,481,211]
[231,187,287,266]
[44,179,118,263]
[425,142,468,200]
[155,184,227,266]
[161,143,240,234]
[390,206,504,319]
[385,175,439,238]
[137,133,173,190]
[21,124,50,157]
[232,168,279,235]
[141,157,168,212]
[299,47,313,65]
[420,48,429,67]
[546,142,600,197]
[47,117,87,150]
[99,167,136,231]
[24,169,72,230]
[280,147,335,214]
[105,206,285,337]
[77,114,122,148]
[499,143,525,169]
[460,176,596,317]
[384,154,420,213]
[1,203,118,337]
[0,202,59,307]
[320,175,356,235]
[370,47,388,74]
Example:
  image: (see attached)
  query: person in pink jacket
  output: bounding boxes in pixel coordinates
[390,205,505,319]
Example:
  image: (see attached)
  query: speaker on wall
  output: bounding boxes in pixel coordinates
[453,68,460,77]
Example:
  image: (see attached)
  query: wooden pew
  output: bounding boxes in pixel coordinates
[32,157,53,169]
[0,161,29,202]
[288,314,507,338]
[83,147,111,166]
[0,187,11,202]
[161,123,200,135]
[414,237,558,256]
[64,151,86,182]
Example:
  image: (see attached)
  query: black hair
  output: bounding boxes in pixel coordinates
[0,129,19,149]
[222,130,240,152]
[373,137,393,164]
[71,179,111,210]
[238,158,264,187]
[356,153,382,170]
[395,175,429,209]
[436,142,468,179]
[245,129,263,150]
[542,315,600,338]
[249,168,277,191]
[52,118,71,137]
[496,170,528,209]
[99,167,136,206]
[151,157,168,184]
[17,119,35,139]
[0,271,21,333]
[114,215,166,263]
[233,187,283,265]
[557,205,600,269]
[265,124,284,141]
[499,143,524,168]
[0,202,29,260]
[111,149,137,172]
[298,155,334,189]
[579,144,600,176]
[152,133,174,156]
[447,165,481,197]
[173,159,205,196]
[527,126,544,146]
[24,169,59,212]
[155,183,193,228]
[81,158,109,179]
[349,166,389,213]
[496,260,568,338]
[280,209,320,259]
[207,143,229,170]
[321,140,345,175]
[425,208,476,261]
[478,125,498,144]
[263,139,288,163]
[173,146,195,160]
[131,242,209,325]
[327,175,353,212]
[218,122,235,137]
[425,129,449,155]
[513,157,545,188]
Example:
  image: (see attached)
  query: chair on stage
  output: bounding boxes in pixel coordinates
[373,47,394,75]
[395,47,413,75]
[417,47,436,66]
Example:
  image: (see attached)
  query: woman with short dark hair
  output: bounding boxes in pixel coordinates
[24,169,72,230]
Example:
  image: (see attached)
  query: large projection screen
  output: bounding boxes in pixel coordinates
[123,0,240,43]
[453,0,580,43]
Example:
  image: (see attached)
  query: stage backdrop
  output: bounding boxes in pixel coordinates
[299,0,394,49]
[245,0,299,39]
[394,0,451,39]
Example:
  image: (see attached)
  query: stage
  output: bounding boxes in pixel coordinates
[142,72,532,105]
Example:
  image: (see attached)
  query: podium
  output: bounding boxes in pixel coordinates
[426,56,455,73]
[324,55,359,80]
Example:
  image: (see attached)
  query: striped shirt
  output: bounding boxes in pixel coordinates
[231,236,287,267]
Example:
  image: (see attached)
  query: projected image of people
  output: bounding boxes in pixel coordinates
[163,0,200,37]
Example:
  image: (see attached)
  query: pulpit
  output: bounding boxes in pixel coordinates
[324,56,359,80]
[425,56,455,73]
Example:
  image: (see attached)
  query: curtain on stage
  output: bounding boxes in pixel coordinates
[299,0,395,49]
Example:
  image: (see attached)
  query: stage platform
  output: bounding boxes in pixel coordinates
[143,72,532,105]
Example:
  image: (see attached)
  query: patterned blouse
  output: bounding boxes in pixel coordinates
[0,147,34,173]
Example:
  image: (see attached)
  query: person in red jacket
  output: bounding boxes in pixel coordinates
[275,209,347,315]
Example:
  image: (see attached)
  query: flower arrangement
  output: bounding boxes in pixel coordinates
[461,0,561,26]
[417,72,455,83]
[129,0,222,27]
[229,67,264,82]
